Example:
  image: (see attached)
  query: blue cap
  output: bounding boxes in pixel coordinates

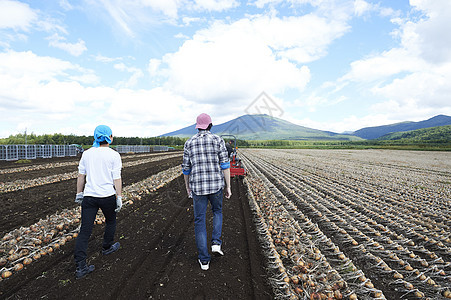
[93,125,112,147]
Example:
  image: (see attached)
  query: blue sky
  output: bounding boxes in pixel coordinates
[1,0,450,138]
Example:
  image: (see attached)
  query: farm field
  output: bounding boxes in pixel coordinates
[0,149,450,299]
[0,151,272,299]
[240,149,450,299]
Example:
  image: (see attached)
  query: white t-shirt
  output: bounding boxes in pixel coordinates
[78,147,122,197]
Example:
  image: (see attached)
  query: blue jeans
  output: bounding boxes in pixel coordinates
[74,195,117,263]
[192,188,223,262]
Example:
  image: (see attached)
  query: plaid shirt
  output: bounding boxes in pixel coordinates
[182,130,230,195]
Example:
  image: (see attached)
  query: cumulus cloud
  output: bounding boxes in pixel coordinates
[371,69,451,114]
[0,0,37,31]
[113,63,144,88]
[106,87,191,126]
[251,14,349,63]
[151,12,352,106]
[353,0,374,17]
[0,0,67,39]
[408,0,451,64]
[333,0,451,122]
[0,50,196,137]
[341,48,425,82]
[47,33,87,56]
[0,51,95,114]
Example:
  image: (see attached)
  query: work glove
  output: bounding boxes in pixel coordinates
[115,196,122,213]
[75,192,84,205]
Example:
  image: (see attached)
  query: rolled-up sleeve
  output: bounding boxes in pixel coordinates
[181,142,192,175]
[112,153,122,179]
[218,138,229,169]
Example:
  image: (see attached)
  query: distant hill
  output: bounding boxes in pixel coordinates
[353,115,451,139]
[377,125,451,142]
[163,114,361,141]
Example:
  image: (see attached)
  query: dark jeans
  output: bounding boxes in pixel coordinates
[192,188,223,262]
[74,195,117,263]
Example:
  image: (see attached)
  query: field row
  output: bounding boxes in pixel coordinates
[241,149,450,299]
[0,153,181,193]
[0,166,180,280]
[0,152,174,175]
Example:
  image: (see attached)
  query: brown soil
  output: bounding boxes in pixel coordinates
[0,152,178,182]
[0,156,182,237]
[0,158,273,299]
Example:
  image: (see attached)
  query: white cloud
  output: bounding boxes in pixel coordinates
[107,87,190,126]
[0,0,37,31]
[174,32,189,39]
[91,0,240,38]
[0,50,199,137]
[341,48,425,82]
[141,0,180,19]
[0,50,75,82]
[0,51,97,114]
[333,0,451,121]
[152,12,353,105]
[0,0,67,41]
[252,14,349,63]
[353,0,373,17]
[47,33,87,56]
[182,17,202,26]
[94,54,123,63]
[93,0,181,37]
[148,59,161,75]
[371,68,451,113]
[408,0,451,64]
[59,0,74,10]
[113,63,144,88]
[192,0,239,12]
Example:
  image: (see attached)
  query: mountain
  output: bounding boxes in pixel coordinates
[377,125,451,142]
[353,115,451,140]
[163,114,361,141]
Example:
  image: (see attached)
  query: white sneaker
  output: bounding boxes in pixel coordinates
[211,244,224,256]
[198,259,210,271]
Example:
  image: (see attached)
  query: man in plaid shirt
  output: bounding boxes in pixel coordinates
[182,113,231,271]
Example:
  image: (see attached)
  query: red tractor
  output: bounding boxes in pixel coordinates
[222,135,247,178]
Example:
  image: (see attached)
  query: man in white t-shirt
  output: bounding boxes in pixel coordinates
[73,125,123,279]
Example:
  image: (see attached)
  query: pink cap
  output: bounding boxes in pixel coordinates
[195,113,212,129]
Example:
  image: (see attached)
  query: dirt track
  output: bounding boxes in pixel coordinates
[0,154,273,299]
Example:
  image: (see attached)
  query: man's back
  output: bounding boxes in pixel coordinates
[182,130,228,195]
[79,147,122,197]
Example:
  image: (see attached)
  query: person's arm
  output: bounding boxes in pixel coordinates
[77,174,86,193]
[183,174,192,198]
[218,138,231,198]
[112,153,123,212]
[181,141,192,197]
[75,173,86,204]
[222,168,231,199]
[114,178,122,197]
[111,152,123,196]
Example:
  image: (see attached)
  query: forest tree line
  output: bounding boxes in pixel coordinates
[0,133,187,146]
